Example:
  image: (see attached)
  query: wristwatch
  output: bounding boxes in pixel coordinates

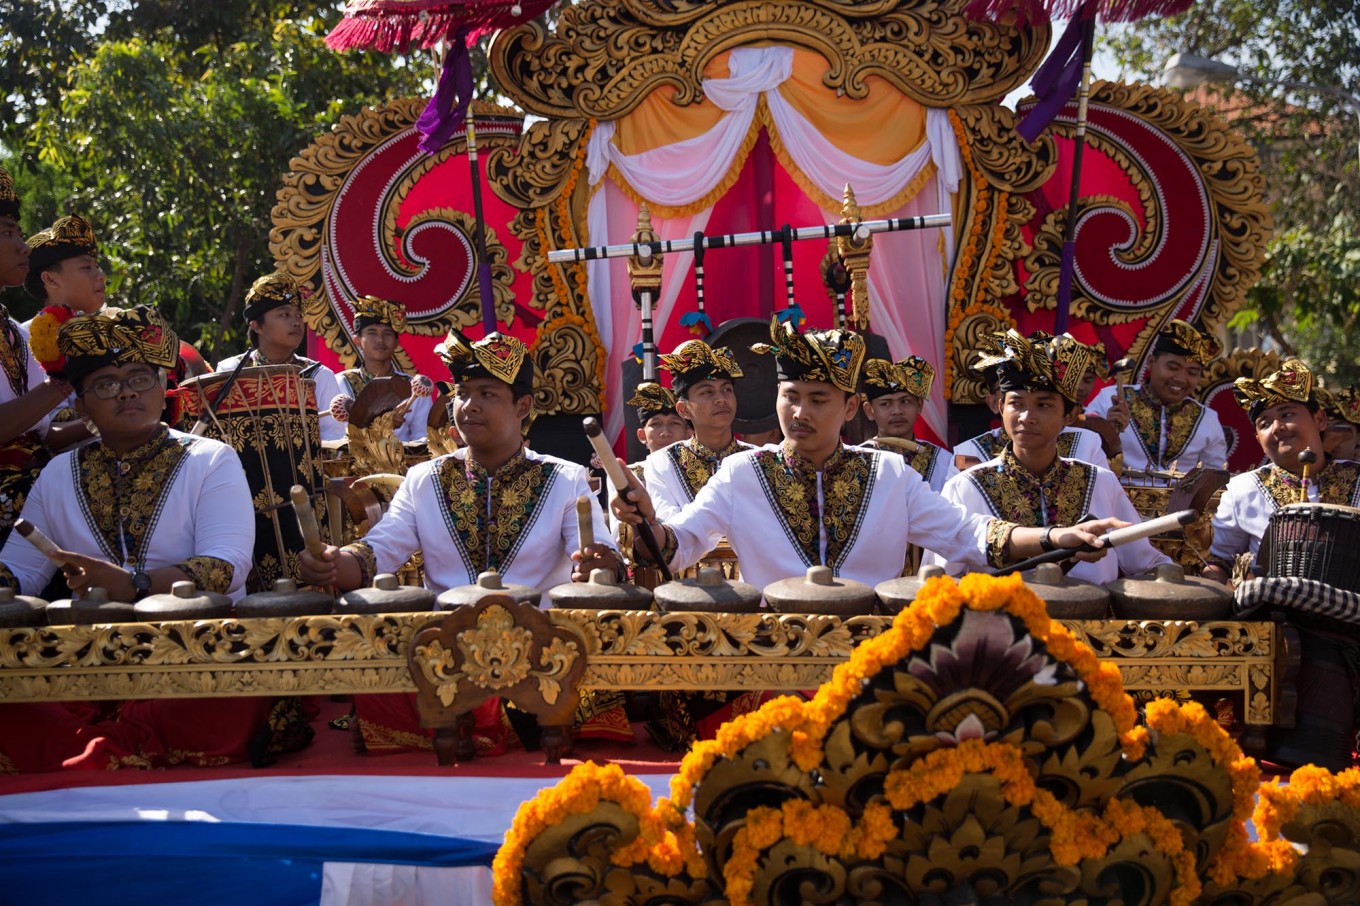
[130,568,152,601]
[1039,525,1058,553]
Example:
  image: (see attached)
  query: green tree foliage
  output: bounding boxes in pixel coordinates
[1,1,428,359]
[1107,0,1360,385]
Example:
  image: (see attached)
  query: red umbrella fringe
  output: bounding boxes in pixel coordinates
[963,0,1192,24]
[325,0,555,53]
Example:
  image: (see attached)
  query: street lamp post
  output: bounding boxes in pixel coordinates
[1162,52,1360,173]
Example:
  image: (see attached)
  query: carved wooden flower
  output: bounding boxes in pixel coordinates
[458,604,535,690]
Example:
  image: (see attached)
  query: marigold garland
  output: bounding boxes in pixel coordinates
[28,304,75,375]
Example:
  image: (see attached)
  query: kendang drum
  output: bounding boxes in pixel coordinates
[1260,503,1360,593]
[177,365,327,592]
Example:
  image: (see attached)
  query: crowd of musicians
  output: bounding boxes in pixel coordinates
[1,169,1358,772]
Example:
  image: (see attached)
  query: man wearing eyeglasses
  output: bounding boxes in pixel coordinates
[0,306,275,773]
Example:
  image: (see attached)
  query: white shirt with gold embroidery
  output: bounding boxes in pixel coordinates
[1087,384,1228,479]
[952,426,1110,471]
[643,438,755,522]
[1209,460,1360,562]
[0,430,255,600]
[660,445,997,591]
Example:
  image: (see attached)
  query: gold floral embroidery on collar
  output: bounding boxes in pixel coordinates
[436,449,558,576]
[1255,460,1360,510]
[965,447,1096,528]
[76,427,190,567]
[1125,385,1204,468]
[751,444,873,569]
[907,442,943,485]
[667,437,749,503]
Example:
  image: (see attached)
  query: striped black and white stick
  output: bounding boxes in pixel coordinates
[639,286,657,381]
[692,230,707,334]
[548,213,951,264]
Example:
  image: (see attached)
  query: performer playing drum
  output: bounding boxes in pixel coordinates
[1205,359,1360,583]
[335,295,432,443]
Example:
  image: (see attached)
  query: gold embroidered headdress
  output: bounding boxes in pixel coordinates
[658,339,743,396]
[1318,387,1360,428]
[435,329,533,395]
[57,305,179,389]
[352,295,407,334]
[0,167,18,220]
[976,329,1093,405]
[25,215,99,299]
[627,381,679,423]
[1233,358,1317,420]
[1153,319,1220,366]
[862,355,935,401]
[751,315,866,394]
[243,272,310,324]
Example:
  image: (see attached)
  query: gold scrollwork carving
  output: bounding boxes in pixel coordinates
[530,314,604,417]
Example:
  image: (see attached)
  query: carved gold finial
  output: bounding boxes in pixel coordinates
[837,184,873,330]
[627,203,663,302]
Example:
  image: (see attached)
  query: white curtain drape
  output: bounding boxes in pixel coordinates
[583,45,963,441]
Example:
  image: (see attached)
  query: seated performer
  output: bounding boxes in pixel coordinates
[644,339,752,520]
[859,354,956,492]
[0,169,75,546]
[1319,387,1359,463]
[613,317,1125,591]
[297,330,620,753]
[953,340,1109,472]
[631,381,688,457]
[336,294,431,442]
[217,272,345,441]
[1204,359,1360,583]
[1087,319,1228,481]
[933,331,1168,584]
[0,306,274,771]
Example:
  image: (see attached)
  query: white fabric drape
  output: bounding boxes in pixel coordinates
[583,44,964,441]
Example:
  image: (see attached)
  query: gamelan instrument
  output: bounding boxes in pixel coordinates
[134,581,232,621]
[651,568,761,614]
[1107,562,1231,621]
[583,416,671,583]
[990,510,1196,577]
[178,365,326,591]
[764,565,876,616]
[0,585,46,628]
[338,574,436,614]
[547,568,653,610]
[1258,503,1360,594]
[437,570,540,609]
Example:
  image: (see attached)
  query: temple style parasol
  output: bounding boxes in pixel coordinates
[966,0,1195,334]
[326,0,554,332]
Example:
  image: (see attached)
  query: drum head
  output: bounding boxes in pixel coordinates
[704,318,779,434]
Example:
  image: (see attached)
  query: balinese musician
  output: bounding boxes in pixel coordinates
[953,333,1109,472]
[1204,359,1360,584]
[604,381,687,532]
[644,339,752,520]
[217,272,345,442]
[859,354,956,492]
[1086,319,1228,482]
[0,168,74,547]
[0,306,277,771]
[933,331,1167,584]
[298,330,620,754]
[335,294,432,442]
[613,317,1127,591]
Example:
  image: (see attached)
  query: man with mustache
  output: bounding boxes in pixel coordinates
[613,317,1125,593]
[217,272,345,442]
[1204,359,1360,584]
[1086,319,1228,482]
[643,339,752,520]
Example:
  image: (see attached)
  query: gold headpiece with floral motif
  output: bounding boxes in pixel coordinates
[352,295,407,334]
[1234,358,1317,420]
[862,355,935,401]
[57,305,179,389]
[435,329,533,394]
[243,272,310,323]
[1318,387,1360,428]
[751,315,866,394]
[1153,319,1220,366]
[627,381,679,422]
[976,330,1093,405]
[658,339,743,396]
[26,214,98,278]
[0,167,18,219]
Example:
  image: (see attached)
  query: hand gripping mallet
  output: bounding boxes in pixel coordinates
[583,417,672,583]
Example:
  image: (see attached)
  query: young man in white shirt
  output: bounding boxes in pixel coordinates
[335,294,432,443]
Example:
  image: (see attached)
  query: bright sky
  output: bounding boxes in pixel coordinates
[1002,20,1128,110]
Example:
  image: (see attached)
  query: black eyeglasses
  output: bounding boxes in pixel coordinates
[81,372,160,400]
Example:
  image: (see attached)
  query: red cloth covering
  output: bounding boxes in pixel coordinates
[0,698,274,773]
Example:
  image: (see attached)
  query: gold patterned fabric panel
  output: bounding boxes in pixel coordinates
[965,449,1097,530]
[435,451,559,576]
[666,438,750,503]
[973,430,1008,460]
[1125,385,1204,468]
[1254,460,1360,510]
[74,427,192,568]
[750,445,875,570]
[176,556,234,596]
[908,442,944,485]
[985,518,1014,569]
[0,432,49,547]
[0,312,28,399]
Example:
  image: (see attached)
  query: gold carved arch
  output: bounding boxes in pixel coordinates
[488,0,1051,415]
